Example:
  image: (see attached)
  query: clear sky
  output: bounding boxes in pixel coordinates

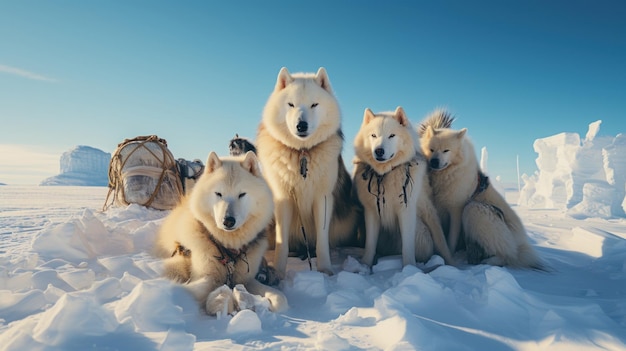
[1,0,625,185]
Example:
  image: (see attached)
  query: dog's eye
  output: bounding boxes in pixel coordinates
[389,134,396,138]
[287,102,294,107]
[238,193,246,199]
[430,149,434,153]
[215,192,222,198]
[311,103,318,108]
[444,149,450,153]
[371,133,377,138]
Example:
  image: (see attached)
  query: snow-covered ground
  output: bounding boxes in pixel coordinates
[1,185,625,351]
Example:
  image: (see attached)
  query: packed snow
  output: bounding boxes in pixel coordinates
[1,124,626,350]
[39,146,110,187]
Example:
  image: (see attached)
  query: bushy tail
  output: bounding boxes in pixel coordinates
[418,109,455,136]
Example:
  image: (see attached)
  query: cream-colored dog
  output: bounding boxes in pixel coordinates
[420,111,543,269]
[256,67,359,276]
[353,107,453,268]
[154,151,288,315]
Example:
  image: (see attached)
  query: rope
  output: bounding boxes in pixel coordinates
[361,160,416,217]
[102,135,183,210]
[208,233,251,289]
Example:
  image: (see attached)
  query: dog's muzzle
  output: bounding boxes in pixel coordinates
[374,148,394,162]
[429,158,443,170]
[223,216,236,230]
[296,121,309,137]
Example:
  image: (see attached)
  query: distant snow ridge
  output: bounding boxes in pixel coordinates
[40,146,110,186]
[518,120,626,218]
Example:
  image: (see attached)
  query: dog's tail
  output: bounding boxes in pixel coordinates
[418,109,455,136]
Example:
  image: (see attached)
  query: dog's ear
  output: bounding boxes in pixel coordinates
[457,128,467,139]
[393,106,409,126]
[205,152,222,174]
[424,125,435,138]
[363,108,376,125]
[241,151,262,177]
[315,67,333,93]
[275,67,293,91]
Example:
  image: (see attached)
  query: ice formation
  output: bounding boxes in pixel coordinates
[518,120,625,218]
[39,146,110,186]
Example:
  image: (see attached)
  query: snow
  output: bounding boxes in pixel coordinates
[519,120,626,219]
[1,133,626,349]
[39,146,110,187]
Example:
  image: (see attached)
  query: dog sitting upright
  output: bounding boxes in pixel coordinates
[420,110,544,269]
[256,67,360,276]
[353,107,453,268]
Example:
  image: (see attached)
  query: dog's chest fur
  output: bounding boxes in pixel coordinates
[186,219,266,285]
[356,159,422,229]
[257,126,342,204]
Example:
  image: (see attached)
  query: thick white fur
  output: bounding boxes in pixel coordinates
[154,151,288,314]
[353,107,454,268]
[420,121,543,269]
[257,67,358,276]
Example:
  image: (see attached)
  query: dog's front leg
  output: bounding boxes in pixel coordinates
[183,275,235,316]
[448,207,463,253]
[314,194,334,275]
[418,197,455,265]
[361,208,380,267]
[399,206,418,267]
[273,199,294,278]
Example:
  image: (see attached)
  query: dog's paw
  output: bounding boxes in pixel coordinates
[316,265,334,276]
[233,284,256,311]
[266,290,289,313]
[206,285,237,316]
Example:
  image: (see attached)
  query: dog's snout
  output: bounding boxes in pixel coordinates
[296,121,308,133]
[429,158,440,169]
[375,148,385,157]
[223,216,236,229]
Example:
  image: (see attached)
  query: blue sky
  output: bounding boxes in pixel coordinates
[1,0,624,184]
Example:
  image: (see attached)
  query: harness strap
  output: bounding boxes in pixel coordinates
[471,171,490,199]
[207,233,252,289]
[361,159,416,217]
[469,171,504,219]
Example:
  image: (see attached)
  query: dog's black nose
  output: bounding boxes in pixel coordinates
[375,148,385,157]
[296,121,308,133]
[429,158,440,169]
[223,216,236,229]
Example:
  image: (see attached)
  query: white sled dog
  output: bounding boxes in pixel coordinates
[419,110,543,268]
[353,107,454,268]
[257,67,359,276]
[154,151,288,315]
